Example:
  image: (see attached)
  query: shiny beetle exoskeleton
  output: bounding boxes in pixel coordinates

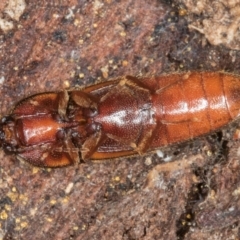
[1,72,240,167]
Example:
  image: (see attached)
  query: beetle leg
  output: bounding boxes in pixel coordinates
[81,129,106,160]
[124,75,156,92]
[99,76,151,103]
[62,136,80,164]
[119,76,153,93]
[58,90,69,119]
[134,123,157,154]
[71,91,97,109]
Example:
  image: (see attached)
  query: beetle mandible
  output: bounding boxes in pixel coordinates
[0,72,239,167]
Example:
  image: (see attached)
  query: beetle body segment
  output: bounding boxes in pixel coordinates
[1,72,240,167]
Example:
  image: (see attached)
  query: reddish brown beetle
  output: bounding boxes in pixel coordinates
[1,72,240,167]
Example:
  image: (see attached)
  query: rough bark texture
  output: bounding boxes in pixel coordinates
[1,0,240,239]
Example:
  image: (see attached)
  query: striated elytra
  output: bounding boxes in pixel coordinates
[1,72,240,167]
